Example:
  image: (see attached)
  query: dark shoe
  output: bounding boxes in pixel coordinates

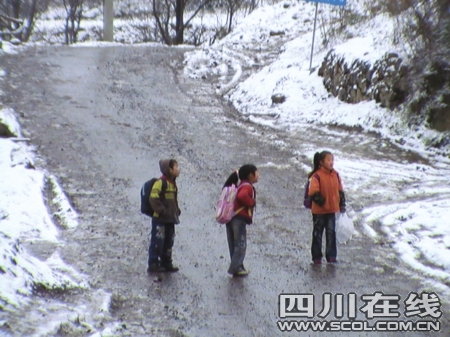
[328,258,338,263]
[161,264,179,272]
[313,259,322,265]
[147,262,164,273]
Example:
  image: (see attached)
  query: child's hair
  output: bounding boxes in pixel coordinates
[169,159,178,169]
[168,159,178,180]
[223,164,258,187]
[308,151,332,178]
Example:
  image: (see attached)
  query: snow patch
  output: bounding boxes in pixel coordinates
[46,174,79,229]
[0,107,22,137]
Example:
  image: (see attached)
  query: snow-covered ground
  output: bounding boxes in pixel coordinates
[1,0,450,333]
[1,102,131,335]
[0,108,81,296]
[183,0,450,291]
[0,107,117,334]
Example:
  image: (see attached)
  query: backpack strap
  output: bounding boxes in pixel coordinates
[160,178,168,198]
[313,172,320,183]
[308,173,320,197]
[336,172,342,187]
[235,206,245,214]
[234,183,246,215]
[148,178,167,203]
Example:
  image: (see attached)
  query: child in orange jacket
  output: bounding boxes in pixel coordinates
[308,151,346,264]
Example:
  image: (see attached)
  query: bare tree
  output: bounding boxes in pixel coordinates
[63,0,85,44]
[152,0,215,45]
[0,0,41,42]
[225,0,244,33]
[382,0,450,131]
[11,0,21,19]
[22,0,36,41]
[242,0,259,14]
[0,14,25,42]
[152,0,172,44]
[379,0,450,55]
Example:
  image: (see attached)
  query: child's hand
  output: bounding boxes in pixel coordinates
[311,193,326,207]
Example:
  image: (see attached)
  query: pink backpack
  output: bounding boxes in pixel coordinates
[215,182,250,224]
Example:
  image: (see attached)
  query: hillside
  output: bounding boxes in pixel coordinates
[183,0,450,156]
[3,0,447,153]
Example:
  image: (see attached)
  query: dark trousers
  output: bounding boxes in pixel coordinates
[311,213,337,261]
[226,216,247,274]
[148,221,175,267]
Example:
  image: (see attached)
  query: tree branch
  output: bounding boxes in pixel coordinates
[152,0,171,44]
[185,0,214,27]
[0,14,24,25]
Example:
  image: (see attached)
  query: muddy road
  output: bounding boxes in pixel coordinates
[1,46,448,336]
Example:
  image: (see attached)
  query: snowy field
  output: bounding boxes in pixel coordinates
[1,0,450,334]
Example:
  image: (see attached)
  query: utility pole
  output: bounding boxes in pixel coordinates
[103,0,114,42]
[308,0,346,72]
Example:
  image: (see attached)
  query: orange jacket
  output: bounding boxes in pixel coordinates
[234,181,256,224]
[308,167,343,214]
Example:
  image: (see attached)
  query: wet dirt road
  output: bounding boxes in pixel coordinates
[1,45,448,336]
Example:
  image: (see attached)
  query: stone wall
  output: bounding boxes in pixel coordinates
[318,51,410,110]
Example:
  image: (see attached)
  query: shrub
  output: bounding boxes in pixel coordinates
[378,0,450,132]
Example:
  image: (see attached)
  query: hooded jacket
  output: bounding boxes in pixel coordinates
[149,159,181,224]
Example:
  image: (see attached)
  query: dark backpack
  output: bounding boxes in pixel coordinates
[303,173,320,209]
[140,178,167,217]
